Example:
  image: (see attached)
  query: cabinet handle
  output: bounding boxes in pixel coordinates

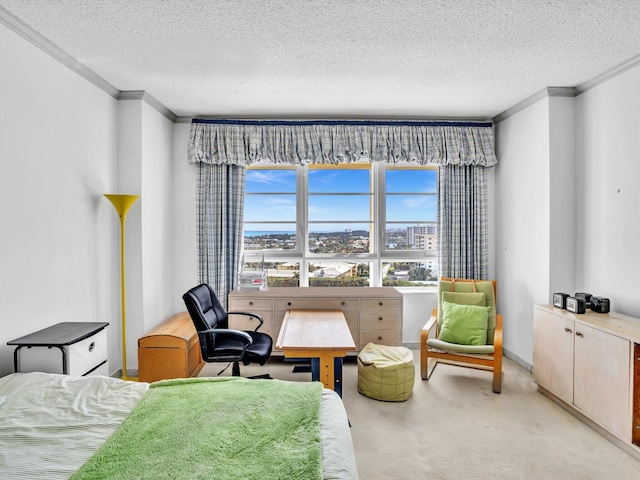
[378,317,383,321]
[575,331,583,337]
[88,342,95,352]
[341,301,345,305]
[379,301,383,306]
[564,327,572,333]
[249,301,253,306]
[288,302,292,306]
[378,336,383,341]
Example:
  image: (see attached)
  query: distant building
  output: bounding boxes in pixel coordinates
[414,234,437,251]
[407,224,436,247]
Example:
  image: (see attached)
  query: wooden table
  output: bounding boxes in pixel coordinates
[276,309,356,396]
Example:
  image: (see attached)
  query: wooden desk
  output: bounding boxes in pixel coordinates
[276,309,356,396]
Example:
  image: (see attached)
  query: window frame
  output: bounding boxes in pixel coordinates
[243,163,438,287]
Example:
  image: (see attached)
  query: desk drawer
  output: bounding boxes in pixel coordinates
[228,298,273,311]
[360,329,402,347]
[274,299,358,311]
[360,298,403,312]
[360,311,402,330]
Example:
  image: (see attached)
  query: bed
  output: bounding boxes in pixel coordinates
[0,372,358,480]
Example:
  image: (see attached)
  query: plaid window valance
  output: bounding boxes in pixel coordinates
[188,119,497,167]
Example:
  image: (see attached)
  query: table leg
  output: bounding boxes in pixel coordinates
[311,356,344,396]
[334,357,343,397]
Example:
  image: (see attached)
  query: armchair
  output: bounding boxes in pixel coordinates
[183,283,273,377]
[420,278,503,393]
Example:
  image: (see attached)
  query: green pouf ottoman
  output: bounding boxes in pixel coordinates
[357,342,415,402]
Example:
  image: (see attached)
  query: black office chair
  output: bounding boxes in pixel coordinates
[182,283,273,377]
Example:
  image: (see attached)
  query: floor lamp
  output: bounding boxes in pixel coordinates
[104,194,139,381]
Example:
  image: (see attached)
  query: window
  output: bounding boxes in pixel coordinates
[243,163,438,287]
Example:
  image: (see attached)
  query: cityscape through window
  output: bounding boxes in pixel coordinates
[243,163,438,288]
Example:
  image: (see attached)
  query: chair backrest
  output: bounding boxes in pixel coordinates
[182,283,229,332]
[438,278,497,345]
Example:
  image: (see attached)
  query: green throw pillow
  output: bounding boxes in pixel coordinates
[438,300,490,346]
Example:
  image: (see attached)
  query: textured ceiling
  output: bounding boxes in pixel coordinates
[2,0,640,119]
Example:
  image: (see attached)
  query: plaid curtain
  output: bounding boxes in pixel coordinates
[196,163,246,308]
[437,164,488,279]
[190,119,496,293]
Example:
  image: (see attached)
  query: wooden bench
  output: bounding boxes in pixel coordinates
[138,311,205,382]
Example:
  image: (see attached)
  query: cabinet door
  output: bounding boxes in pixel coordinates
[573,324,631,440]
[533,308,574,404]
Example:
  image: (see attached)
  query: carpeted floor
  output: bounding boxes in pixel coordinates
[200,350,640,479]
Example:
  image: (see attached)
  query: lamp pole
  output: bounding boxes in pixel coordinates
[104,194,139,381]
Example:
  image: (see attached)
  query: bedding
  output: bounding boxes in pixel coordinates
[0,372,358,480]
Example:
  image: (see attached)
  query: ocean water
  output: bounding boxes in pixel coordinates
[244,231,296,237]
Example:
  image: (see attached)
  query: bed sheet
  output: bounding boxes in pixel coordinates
[0,372,358,480]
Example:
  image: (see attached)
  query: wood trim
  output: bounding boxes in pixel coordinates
[634,343,640,445]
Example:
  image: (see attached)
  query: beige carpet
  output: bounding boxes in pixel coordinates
[200,350,640,479]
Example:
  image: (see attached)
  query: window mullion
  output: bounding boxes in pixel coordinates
[298,165,309,287]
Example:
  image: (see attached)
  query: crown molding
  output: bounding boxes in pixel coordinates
[119,91,177,122]
[0,6,120,98]
[575,51,640,95]
[493,87,575,124]
[0,6,176,122]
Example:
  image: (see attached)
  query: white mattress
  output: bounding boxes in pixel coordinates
[0,372,358,480]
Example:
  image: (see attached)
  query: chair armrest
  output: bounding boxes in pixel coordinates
[199,328,253,345]
[227,311,265,332]
[420,308,439,379]
[421,308,438,335]
[493,314,503,352]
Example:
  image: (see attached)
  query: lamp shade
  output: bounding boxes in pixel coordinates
[104,194,139,217]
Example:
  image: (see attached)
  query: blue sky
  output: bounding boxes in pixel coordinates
[245,167,437,231]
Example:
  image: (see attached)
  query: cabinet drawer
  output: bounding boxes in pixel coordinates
[229,311,273,338]
[360,330,402,347]
[228,298,273,311]
[360,298,402,311]
[67,329,108,376]
[360,311,402,330]
[274,298,358,311]
[86,361,109,376]
[20,329,108,376]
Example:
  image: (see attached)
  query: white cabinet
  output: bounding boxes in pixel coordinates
[228,287,403,353]
[533,305,634,445]
[8,322,109,377]
[573,323,630,439]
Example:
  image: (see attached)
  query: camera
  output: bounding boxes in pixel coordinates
[566,296,586,314]
[590,296,610,313]
[553,293,569,309]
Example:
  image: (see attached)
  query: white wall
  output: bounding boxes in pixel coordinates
[494,97,552,366]
[0,24,119,375]
[115,99,175,370]
[172,122,199,310]
[495,77,640,368]
[575,66,640,318]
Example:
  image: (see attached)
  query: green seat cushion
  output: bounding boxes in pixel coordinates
[426,338,495,354]
[438,300,489,346]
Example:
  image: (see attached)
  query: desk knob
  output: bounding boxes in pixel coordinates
[379,301,383,306]
[378,317,383,321]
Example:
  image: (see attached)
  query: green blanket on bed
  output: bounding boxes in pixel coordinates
[71,377,323,480]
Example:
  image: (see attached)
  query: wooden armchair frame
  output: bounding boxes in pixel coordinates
[420,279,503,393]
